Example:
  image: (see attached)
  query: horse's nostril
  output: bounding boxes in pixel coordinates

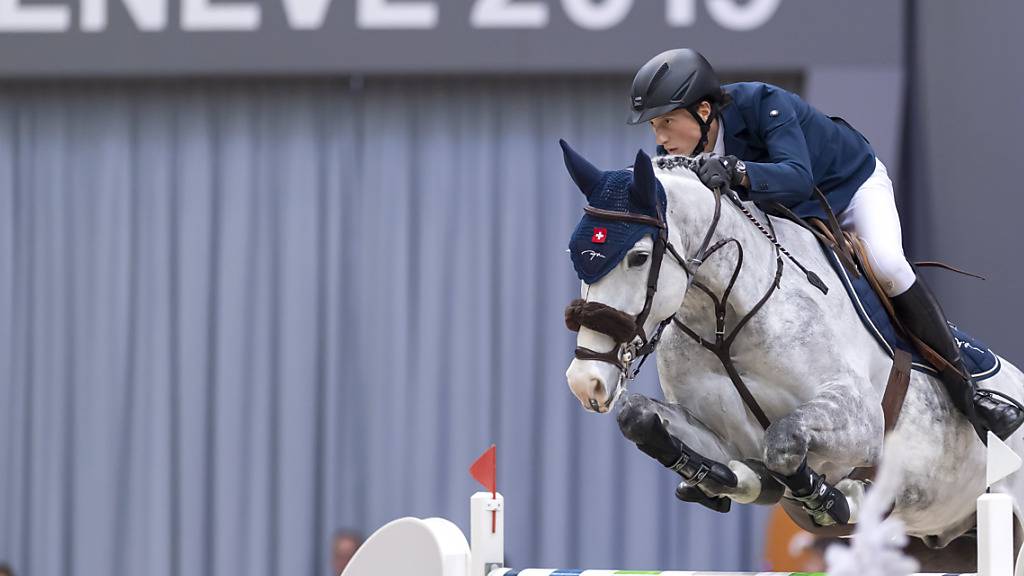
[591,378,606,398]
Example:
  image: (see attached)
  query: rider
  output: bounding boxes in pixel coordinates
[626,48,1023,445]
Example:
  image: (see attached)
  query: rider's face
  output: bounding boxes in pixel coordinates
[649,101,714,156]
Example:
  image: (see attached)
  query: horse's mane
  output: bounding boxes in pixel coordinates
[651,155,709,192]
[651,154,777,237]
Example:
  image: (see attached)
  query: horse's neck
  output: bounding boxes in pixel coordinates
[658,173,896,455]
[665,176,889,391]
[666,181,781,317]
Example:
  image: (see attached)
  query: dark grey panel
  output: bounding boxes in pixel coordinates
[906,0,1024,354]
[0,0,901,76]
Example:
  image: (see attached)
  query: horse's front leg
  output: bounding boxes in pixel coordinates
[616,393,784,512]
[764,380,883,526]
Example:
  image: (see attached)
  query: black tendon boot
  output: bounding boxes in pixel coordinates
[891,279,1024,442]
[616,395,739,506]
[771,458,850,526]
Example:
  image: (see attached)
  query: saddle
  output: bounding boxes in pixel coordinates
[795,216,998,378]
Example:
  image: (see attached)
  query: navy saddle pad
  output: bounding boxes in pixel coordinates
[818,244,1000,381]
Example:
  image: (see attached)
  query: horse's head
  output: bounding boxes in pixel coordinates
[561,140,692,413]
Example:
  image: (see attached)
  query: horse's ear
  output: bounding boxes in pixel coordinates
[560,139,603,198]
[631,148,657,211]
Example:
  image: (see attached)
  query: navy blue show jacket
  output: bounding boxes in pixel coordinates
[662,82,878,221]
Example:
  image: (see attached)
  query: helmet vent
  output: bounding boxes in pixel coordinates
[670,70,697,103]
[646,62,670,96]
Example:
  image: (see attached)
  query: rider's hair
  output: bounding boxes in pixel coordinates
[711,88,733,107]
[694,88,733,118]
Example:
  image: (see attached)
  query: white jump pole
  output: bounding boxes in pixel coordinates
[489,570,874,575]
[978,492,1013,576]
[978,431,1023,576]
[471,491,505,576]
[475,488,1004,576]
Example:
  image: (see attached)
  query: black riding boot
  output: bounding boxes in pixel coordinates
[891,279,1024,442]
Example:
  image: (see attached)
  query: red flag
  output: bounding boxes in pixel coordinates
[591,227,608,244]
[470,444,497,496]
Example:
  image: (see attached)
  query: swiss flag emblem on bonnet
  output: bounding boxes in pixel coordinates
[591,228,607,243]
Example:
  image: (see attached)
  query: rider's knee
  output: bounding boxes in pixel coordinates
[868,251,916,296]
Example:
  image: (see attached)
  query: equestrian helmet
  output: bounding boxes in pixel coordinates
[628,49,722,125]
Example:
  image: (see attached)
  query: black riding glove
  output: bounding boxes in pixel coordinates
[697,155,745,190]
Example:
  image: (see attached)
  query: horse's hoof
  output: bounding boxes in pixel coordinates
[675,482,732,513]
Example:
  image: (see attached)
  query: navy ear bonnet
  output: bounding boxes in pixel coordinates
[561,140,667,284]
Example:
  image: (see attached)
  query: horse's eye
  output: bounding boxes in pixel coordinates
[628,252,649,268]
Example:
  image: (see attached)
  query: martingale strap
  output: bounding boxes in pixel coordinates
[672,216,785,431]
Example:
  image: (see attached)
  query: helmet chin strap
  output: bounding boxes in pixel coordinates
[687,106,714,156]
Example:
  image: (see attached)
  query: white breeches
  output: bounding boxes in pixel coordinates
[837,159,917,297]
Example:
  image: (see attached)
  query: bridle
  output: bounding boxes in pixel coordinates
[566,156,725,411]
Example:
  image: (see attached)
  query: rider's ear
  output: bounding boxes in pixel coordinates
[631,148,657,211]
[560,139,603,198]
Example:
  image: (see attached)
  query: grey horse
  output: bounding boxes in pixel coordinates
[561,142,1024,549]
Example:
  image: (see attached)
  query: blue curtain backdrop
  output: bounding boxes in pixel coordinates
[0,78,770,576]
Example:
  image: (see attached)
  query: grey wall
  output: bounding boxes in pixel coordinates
[906,0,1024,354]
[806,67,904,182]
